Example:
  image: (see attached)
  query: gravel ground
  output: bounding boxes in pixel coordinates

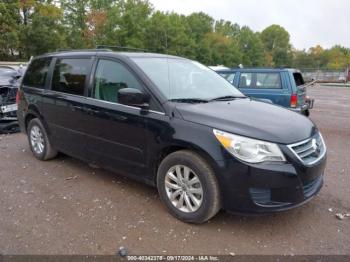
[0,85,349,255]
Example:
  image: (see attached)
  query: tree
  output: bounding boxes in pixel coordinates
[0,1,349,69]
[186,12,214,41]
[199,32,241,67]
[261,25,292,66]
[236,26,265,66]
[145,11,196,58]
[214,19,240,38]
[115,0,153,48]
[61,0,90,48]
[0,1,21,59]
[20,1,65,57]
[292,50,314,68]
[324,45,350,70]
[186,12,214,61]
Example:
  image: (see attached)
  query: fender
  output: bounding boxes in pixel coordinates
[254,98,273,104]
[151,141,221,184]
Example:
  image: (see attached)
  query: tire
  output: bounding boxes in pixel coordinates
[27,118,57,160]
[303,109,310,117]
[157,150,221,223]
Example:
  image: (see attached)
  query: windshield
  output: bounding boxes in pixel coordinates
[132,58,244,101]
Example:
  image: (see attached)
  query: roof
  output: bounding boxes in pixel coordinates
[37,49,184,60]
[209,65,230,70]
[216,67,301,73]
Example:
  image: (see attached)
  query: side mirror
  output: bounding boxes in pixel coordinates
[118,88,150,109]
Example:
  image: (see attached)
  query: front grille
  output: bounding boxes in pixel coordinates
[288,132,326,166]
[303,175,323,198]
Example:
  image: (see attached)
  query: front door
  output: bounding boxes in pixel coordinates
[82,58,149,177]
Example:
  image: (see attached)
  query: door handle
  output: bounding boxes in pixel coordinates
[71,105,83,111]
[103,112,127,121]
[84,108,99,115]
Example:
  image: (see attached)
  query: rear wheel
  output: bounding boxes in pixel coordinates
[27,118,57,160]
[157,150,221,223]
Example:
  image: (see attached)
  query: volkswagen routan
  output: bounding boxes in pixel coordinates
[17,50,326,223]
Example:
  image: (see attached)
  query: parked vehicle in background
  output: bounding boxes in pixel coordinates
[0,65,25,133]
[215,68,314,116]
[17,50,326,223]
[209,65,229,71]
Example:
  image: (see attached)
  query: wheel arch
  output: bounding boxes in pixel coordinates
[152,142,220,186]
[24,105,51,135]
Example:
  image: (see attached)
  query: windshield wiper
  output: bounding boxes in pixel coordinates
[209,95,245,102]
[169,98,209,103]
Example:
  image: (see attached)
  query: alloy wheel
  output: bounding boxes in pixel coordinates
[30,125,44,155]
[164,165,203,213]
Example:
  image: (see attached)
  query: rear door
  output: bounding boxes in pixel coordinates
[42,56,93,159]
[237,71,290,107]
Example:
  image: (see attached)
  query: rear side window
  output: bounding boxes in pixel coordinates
[22,58,52,88]
[52,58,91,96]
[293,72,305,86]
[93,59,143,103]
[238,73,253,88]
[256,73,281,89]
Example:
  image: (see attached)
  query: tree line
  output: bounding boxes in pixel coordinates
[1,0,349,70]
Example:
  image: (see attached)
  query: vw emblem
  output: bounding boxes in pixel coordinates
[311,138,321,155]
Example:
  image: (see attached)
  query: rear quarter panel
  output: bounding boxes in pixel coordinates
[287,71,307,108]
[17,86,45,132]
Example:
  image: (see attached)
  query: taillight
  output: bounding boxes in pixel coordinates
[290,94,297,108]
[16,90,21,104]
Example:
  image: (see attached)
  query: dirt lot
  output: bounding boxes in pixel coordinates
[0,85,349,255]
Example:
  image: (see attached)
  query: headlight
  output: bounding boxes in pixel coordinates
[213,129,286,163]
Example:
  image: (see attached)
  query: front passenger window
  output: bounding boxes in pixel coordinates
[94,60,143,103]
[219,73,236,84]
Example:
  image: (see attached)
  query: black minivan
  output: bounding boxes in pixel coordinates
[17,50,327,223]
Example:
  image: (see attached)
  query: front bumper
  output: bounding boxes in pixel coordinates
[216,151,326,214]
[0,103,19,134]
[0,119,19,134]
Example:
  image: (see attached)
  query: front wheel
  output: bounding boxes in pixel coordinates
[157,150,221,223]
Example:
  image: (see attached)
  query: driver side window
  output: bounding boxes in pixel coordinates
[94,59,143,103]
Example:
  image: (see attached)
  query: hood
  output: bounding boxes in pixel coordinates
[0,76,14,87]
[175,98,316,145]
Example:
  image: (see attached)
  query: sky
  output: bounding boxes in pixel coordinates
[149,0,350,50]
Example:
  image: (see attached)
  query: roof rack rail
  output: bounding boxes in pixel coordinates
[56,48,112,52]
[96,45,148,52]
